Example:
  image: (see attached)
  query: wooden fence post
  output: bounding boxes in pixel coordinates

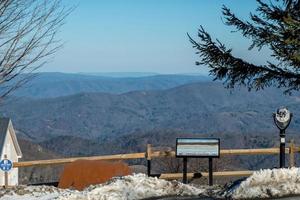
[289,139,295,167]
[146,144,152,176]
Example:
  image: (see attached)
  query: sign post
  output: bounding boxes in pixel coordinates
[208,157,213,186]
[182,157,188,184]
[176,138,220,185]
[0,155,13,188]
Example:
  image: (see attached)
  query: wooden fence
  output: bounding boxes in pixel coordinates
[13,140,300,180]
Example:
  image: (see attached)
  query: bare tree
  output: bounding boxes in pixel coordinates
[154,157,182,173]
[0,0,72,98]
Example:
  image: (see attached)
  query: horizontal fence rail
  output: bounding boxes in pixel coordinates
[159,170,254,180]
[14,152,146,167]
[12,141,300,181]
[14,147,295,168]
[150,147,295,158]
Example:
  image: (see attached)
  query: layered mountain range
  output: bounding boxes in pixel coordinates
[1,75,299,141]
[1,72,299,183]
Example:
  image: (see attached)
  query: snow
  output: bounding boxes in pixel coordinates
[4,169,300,200]
[229,167,300,199]
[0,174,207,200]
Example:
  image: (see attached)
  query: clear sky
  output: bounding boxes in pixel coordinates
[42,0,273,74]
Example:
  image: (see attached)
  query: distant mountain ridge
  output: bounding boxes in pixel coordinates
[78,72,160,77]
[8,73,300,184]
[1,82,300,141]
[7,72,210,98]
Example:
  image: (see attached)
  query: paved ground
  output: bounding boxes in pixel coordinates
[142,197,215,200]
[142,196,300,200]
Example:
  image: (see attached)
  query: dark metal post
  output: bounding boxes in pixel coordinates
[183,157,188,184]
[4,154,8,188]
[147,160,151,176]
[208,157,213,186]
[146,144,152,176]
[280,130,285,168]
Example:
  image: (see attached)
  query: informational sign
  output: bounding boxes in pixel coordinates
[0,159,13,172]
[176,138,220,158]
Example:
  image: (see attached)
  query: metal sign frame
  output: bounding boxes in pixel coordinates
[176,138,220,158]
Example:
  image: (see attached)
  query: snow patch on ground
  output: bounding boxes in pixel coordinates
[230,167,300,199]
[7,168,300,200]
[0,174,207,200]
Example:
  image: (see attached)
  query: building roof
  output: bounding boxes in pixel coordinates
[0,118,22,158]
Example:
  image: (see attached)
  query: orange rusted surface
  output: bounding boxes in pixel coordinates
[58,159,132,190]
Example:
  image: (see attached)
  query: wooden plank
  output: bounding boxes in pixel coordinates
[289,140,295,167]
[293,146,300,152]
[202,170,253,177]
[160,173,195,179]
[151,147,289,158]
[151,150,175,158]
[220,148,282,155]
[159,170,254,180]
[146,144,152,160]
[13,152,146,168]
[12,146,299,168]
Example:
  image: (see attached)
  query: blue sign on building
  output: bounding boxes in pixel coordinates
[0,159,13,172]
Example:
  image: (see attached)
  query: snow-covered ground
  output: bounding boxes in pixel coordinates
[0,174,213,200]
[228,167,300,199]
[2,169,300,200]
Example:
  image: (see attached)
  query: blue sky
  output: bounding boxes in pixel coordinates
[42,0,273,74]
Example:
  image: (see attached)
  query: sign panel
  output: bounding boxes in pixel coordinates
[176,138,220,158]
[0,159,13,172]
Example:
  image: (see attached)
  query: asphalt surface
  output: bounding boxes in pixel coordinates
[142,196,300,200]
[142,197,215,200]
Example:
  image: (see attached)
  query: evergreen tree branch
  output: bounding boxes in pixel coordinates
[189,0,300,93]
[188,26,300,92]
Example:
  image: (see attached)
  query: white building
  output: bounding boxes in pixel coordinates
[0,118,22,186]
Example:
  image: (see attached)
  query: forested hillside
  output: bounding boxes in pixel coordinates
[2,82,300,141]
[6,74,300,184]
[6,73,209,98]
